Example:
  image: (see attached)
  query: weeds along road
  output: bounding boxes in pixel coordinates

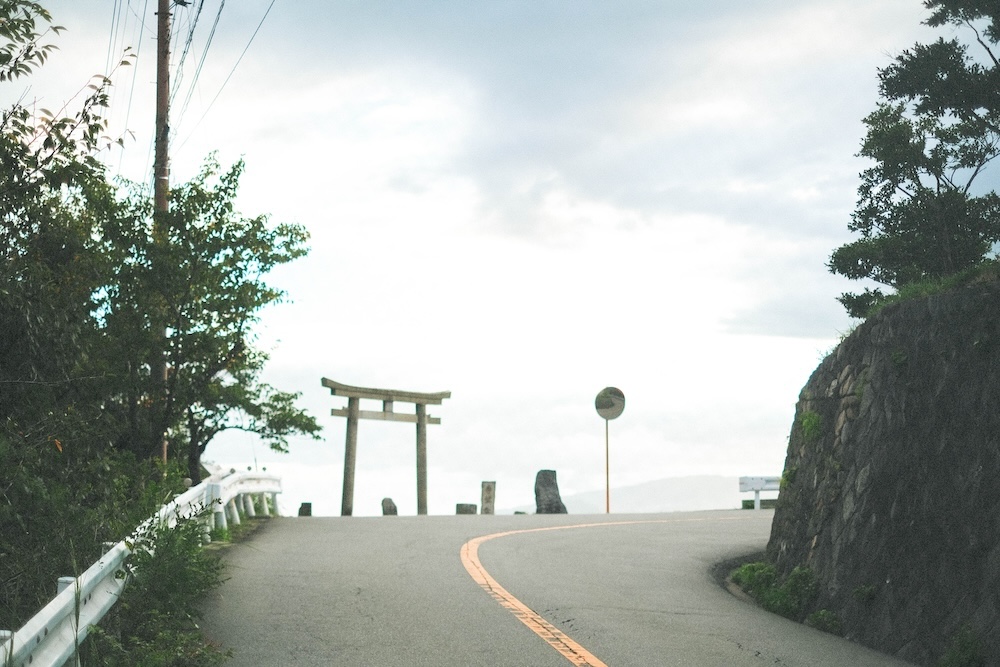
[199,510,914,666]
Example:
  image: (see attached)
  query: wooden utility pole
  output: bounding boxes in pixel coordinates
[154,0,170,217]
[154,0,171,464]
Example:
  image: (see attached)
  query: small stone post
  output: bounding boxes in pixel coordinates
[481,481,496,515]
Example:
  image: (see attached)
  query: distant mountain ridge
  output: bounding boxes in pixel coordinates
[501,475,762,515]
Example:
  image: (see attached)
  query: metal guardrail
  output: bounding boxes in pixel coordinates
[1,469,281,667]
[739,475,781,510]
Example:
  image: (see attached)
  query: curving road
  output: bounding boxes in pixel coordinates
[199,510,914,666]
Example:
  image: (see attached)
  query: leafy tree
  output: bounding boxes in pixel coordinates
[829,0,1000,317]
[95,157,322,480]
[0,0,127,425]
[1,2,319,479]
[1,6,320,655]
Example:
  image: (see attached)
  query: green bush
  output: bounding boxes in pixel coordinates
[0,421,183,631]
[806,609,843,635]
[731,562,818,622]
[83,511,231,666]
[799,411,823,443]
[780,466,798,491]
[731,562,778,599]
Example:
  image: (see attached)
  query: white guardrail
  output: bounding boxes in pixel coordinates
[739,475,781,509]
[0,468,281,667]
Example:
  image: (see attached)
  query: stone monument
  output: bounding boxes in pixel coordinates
[534,469,567,514]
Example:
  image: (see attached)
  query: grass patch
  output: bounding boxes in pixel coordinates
[867,259,1000,318]
[730,562,819,623]
[799,411,823,443]
[780,466,797,491]
[806,609,843,635]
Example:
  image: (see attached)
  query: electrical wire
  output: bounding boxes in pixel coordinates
[104,0,123,76]
[99,0,276,186]
[174,0,226,138]
[170,0,207,104]
[176,0,277,149]
[117,0,153,181]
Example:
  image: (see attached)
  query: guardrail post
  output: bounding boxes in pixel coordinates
[270,492,279,516]
[201,515,213,543]
[258,493,270,516]
[214,506,228,531]
[243,493,256,518]
[56,577,82,667]
[208,483,227,532]
[57,576,74,593]
[739,476,781,510]
[226,498,241,526]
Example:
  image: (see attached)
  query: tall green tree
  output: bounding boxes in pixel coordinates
[0,4,318,644]
[0,2,320,477]
[95,157,321,480]
[829,0,1000,317]
[0,0,123,424]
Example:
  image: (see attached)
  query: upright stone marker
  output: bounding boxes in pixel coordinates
[481,481,496,515]
[535,470,568,514]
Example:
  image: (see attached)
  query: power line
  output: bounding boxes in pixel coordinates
[170,0,207,105]
[117,0,152,181]
[174,0,226,138]
[177,0,277,149]
[104,0,123,76]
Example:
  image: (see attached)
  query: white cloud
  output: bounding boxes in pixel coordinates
[23,0,941,515]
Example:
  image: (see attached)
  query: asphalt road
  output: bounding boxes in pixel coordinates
[199,510,915,666]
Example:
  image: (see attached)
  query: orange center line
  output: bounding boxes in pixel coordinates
[460,517,747,666]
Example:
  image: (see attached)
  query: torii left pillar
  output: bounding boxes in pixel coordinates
[322,378,450,516]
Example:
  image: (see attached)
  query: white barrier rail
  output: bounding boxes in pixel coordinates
[739,475,780,510]
[1,469,281,667]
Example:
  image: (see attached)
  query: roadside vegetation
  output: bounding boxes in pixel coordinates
[1,1,318,663]
[729,562,840,633]
[827,0,1000,319]
[730,561,987,666]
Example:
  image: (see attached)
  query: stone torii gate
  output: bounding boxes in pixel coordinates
[321,378,451,516]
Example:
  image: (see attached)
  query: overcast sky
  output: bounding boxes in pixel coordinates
[20,1,935,515]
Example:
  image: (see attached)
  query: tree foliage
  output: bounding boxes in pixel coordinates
[0,0,320,641]
[829,0,1000,317]
[0,1,118,424]
[95,157,321,479]
[0,3,319,475]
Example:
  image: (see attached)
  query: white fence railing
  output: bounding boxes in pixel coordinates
[1,468,281,667]
[739,475,780,509]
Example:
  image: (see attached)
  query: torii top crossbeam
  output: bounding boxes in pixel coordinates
[321,378,451,403]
